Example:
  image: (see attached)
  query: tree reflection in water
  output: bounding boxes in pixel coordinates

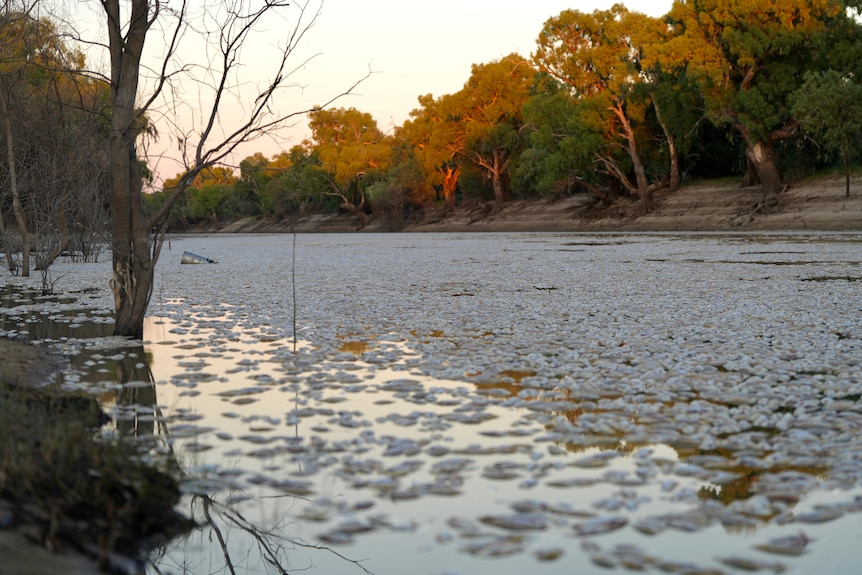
[75,341,374,574]
[149,494,374,575]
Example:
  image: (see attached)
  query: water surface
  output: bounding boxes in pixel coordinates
[4,232,862,574]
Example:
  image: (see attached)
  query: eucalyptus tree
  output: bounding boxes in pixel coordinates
[92,0,368,338]
[456,54,535,204]
[308,106,392,225]
[253,144,330,218]
[791,70,862,197]
[660,0,857,201]
[534,5,671,211]
[400,92,465,209]
[518,77,608,199]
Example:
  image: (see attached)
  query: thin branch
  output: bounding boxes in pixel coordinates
[202,496,238,575]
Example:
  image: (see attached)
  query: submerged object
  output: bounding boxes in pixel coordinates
[181,251,217,264]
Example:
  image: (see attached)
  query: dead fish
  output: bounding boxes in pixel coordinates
[589,553,617,568]
[572,516,628,536]
[755,532,813,556]
[479,513,547,531]
[572,452,618,468]
[461,536,525,557]
[793,507,844,524]
[719,555,786,572]
[318,530,353,545]
[335,520,376,534]
[447,517,483,536]
[633,517,666,535]
[534,548,564,561]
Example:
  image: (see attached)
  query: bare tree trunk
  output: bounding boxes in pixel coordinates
[650,92,679,191]
[490,149,511,205]
[0,87,29,276]
[99,0,363,337]
[740,127,783,201]
[612,99,653,212]
[106,0,153,338]
[0,188,14,272]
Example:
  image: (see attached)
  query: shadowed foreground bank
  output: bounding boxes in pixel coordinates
[0,340,189,575]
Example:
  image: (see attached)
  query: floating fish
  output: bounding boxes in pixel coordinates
[755,532,813,556]
[719,555,786,572]
[572,516,628,536]
[479,513,547,531]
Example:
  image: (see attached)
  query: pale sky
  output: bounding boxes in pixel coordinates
[301,0,673,133]
[67,0,674,183]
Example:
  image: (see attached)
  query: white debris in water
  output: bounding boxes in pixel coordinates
[5,232,862,574]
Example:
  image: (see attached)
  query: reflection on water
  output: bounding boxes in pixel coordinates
[4,232,862,575]
[47,313,861,575]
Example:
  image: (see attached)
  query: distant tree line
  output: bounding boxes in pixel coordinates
[5,0,862,266]
[142,1,862,231]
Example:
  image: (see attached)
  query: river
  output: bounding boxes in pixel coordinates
[3,232,862,574]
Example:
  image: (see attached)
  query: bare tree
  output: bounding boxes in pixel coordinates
[1,1,109,278]
[0,1,37,276]
[91,0,367,338]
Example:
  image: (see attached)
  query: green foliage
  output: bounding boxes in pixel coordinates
[186,183,227,223]
[791,69,862,192]
[518,79,604,195]
[136,2,862,223]
[258,145,334,218]
[665,0,844,137]
[791,70,862,158]
[309,107,392,191]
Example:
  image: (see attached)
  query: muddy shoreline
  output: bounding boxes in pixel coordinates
[0,339,186,575]
[197,176,861,234]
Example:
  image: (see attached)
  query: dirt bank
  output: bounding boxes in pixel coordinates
[0,339,187,575]
[0,340,102,574]
[203,175,862,234]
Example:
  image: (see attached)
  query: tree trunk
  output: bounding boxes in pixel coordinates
[740,128,783,200]
[0,87,30,276]
[110,138,154,339]
[612,99,652,212]
[650,93,680,191]
[843,153,851,197]
[107,0,153,338]
[442,166,459,209]
[0,207,13,272]
[490,149,511,205]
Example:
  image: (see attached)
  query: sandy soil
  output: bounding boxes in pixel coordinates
[213,175,862,234]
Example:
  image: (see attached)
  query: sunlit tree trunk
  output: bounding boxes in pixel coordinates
[0,86,30,276]
[612,99,653,212]
[441,166,459,209]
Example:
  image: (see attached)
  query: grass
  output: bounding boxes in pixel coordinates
[0,358,190,568]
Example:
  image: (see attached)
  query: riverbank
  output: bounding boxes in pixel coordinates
[0,339,188,575]
[206,175,862,234]
[0,340,101,575]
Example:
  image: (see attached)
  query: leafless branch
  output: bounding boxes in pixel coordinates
[145,0,370,230]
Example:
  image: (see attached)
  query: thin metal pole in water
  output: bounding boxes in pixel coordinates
[291,222,297,352]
